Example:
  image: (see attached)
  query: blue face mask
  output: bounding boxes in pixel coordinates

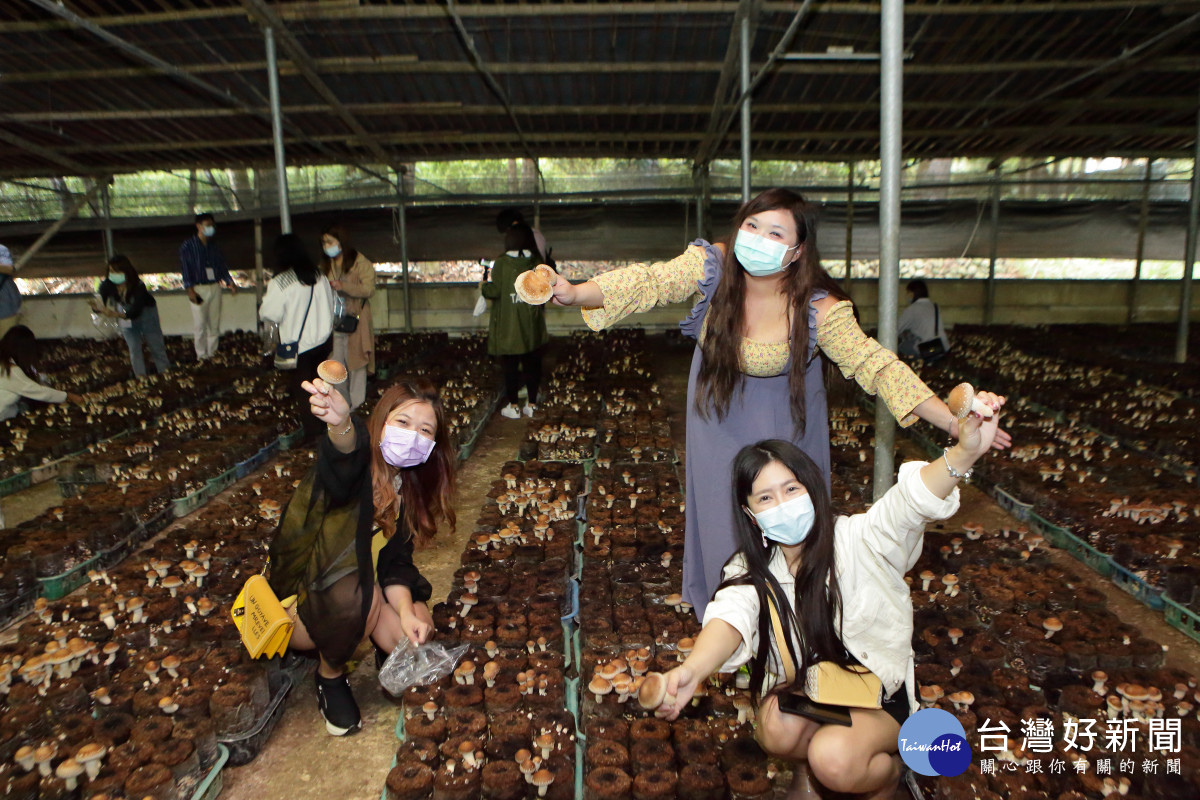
[734,229,799,277]
[324,244,342,259]
[752,493,816,546]
[108,272,126,285]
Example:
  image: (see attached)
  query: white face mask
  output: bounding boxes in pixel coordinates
[733,229,799,277]
[201,225,215,238]
[323,244,342,259]
[752,493,816,546]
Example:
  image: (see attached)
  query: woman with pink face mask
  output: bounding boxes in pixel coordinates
[269,376,457,736]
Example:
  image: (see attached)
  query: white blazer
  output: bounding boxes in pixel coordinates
[702,461,960,714]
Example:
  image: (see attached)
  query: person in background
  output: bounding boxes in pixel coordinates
[897,279,951,362]
[260,234,335,438]
[95,255,172,377]
[0,325,84,420]
[549,187,1010,621]
[496,208,553,270]
[481,222,549,419]
[649,391,1002,799]
[319,223,376,411]
[272,377,456,736]
[179,212,237,361]
[0,244,21,337]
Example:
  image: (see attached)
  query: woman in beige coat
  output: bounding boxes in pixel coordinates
[320,223,376,410]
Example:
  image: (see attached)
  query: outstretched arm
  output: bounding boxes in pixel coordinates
[652,619,743,721]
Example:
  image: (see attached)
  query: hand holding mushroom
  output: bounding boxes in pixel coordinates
[302,375,351,430]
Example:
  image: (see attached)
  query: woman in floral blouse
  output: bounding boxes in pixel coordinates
[550,188,1009,619]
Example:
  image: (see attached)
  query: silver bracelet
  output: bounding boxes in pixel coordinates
[942,448,973,482]
[328,421,353,436]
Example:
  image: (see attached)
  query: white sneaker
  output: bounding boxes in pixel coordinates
[500,404,522,419]
[522,403,536,417]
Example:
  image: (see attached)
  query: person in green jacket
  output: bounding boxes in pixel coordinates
[480,222,550,419]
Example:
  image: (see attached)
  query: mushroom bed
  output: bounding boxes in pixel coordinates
[0,332,501,800]
[3,323,1199,800]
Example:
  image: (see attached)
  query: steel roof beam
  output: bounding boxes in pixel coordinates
[5,96,1197,124]
[239,0,395,167]
[0,128,91,174]
[7,55,1196,84]
[985,11,1200,167]
[1,0,1179,31]
[693,0,758,170]
[20,0,396,186]
[15,123,1190,158]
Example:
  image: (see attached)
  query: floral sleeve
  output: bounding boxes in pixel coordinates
[581,245,707,331]
[817,300,933,426]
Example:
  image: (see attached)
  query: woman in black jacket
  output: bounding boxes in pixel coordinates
[270,376,456,736]
[95,255,171,376]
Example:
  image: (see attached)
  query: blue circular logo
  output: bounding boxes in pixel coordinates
[898,708,971,777]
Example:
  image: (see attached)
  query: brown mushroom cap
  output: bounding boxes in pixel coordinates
[316,360,348,385]
[514,269,554,305]
[947,383,976,419]
[637,672,667,709]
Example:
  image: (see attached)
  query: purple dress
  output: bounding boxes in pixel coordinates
[680,241,831,621]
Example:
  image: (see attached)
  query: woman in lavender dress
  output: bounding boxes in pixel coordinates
[551,189,1008,619]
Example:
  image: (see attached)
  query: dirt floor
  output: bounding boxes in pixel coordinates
[3,337,1198,800]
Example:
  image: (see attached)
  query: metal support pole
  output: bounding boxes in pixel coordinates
[533,158,541,232]
[873,0,903,498]
[265,27,291,234]
[1131,158,1154,325]
[985,166,1001,326]
[845,162,855,289]
[396,167,413,332]
[740,16,752,203]
[253,169,265,308]
[101,182,114,259]
[1177,96,1200,364]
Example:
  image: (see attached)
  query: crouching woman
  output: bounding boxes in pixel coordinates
[268,377,456,736]
[649,390,1002,798]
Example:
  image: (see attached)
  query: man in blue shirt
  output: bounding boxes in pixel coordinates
[179,212,237,360]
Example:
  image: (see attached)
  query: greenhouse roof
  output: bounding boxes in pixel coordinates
[1,0,1198,178]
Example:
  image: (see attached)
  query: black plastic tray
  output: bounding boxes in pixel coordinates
[216,672,293,766]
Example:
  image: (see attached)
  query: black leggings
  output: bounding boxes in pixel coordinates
[500,348,543,406]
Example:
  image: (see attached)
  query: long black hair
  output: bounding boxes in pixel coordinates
[0,325,41,378]
[106,254,142,294]
[696,189,849,434]
[272,233,320,286]
[719,439,850,705]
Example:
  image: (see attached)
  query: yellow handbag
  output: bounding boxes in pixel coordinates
[766,587,883,709]
[230,574,298,659]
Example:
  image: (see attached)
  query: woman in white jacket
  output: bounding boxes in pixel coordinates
[648,390,1003,799]
[260,234,336,438]
[0,325,83,420]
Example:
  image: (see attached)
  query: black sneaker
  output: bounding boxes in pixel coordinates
[315,672,362,736]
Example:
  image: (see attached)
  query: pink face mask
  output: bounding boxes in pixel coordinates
[379,424,436,468]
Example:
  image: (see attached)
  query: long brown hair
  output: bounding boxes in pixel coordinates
[319,222,360,277]
[367,379,457,545]
[695,188,849,433]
